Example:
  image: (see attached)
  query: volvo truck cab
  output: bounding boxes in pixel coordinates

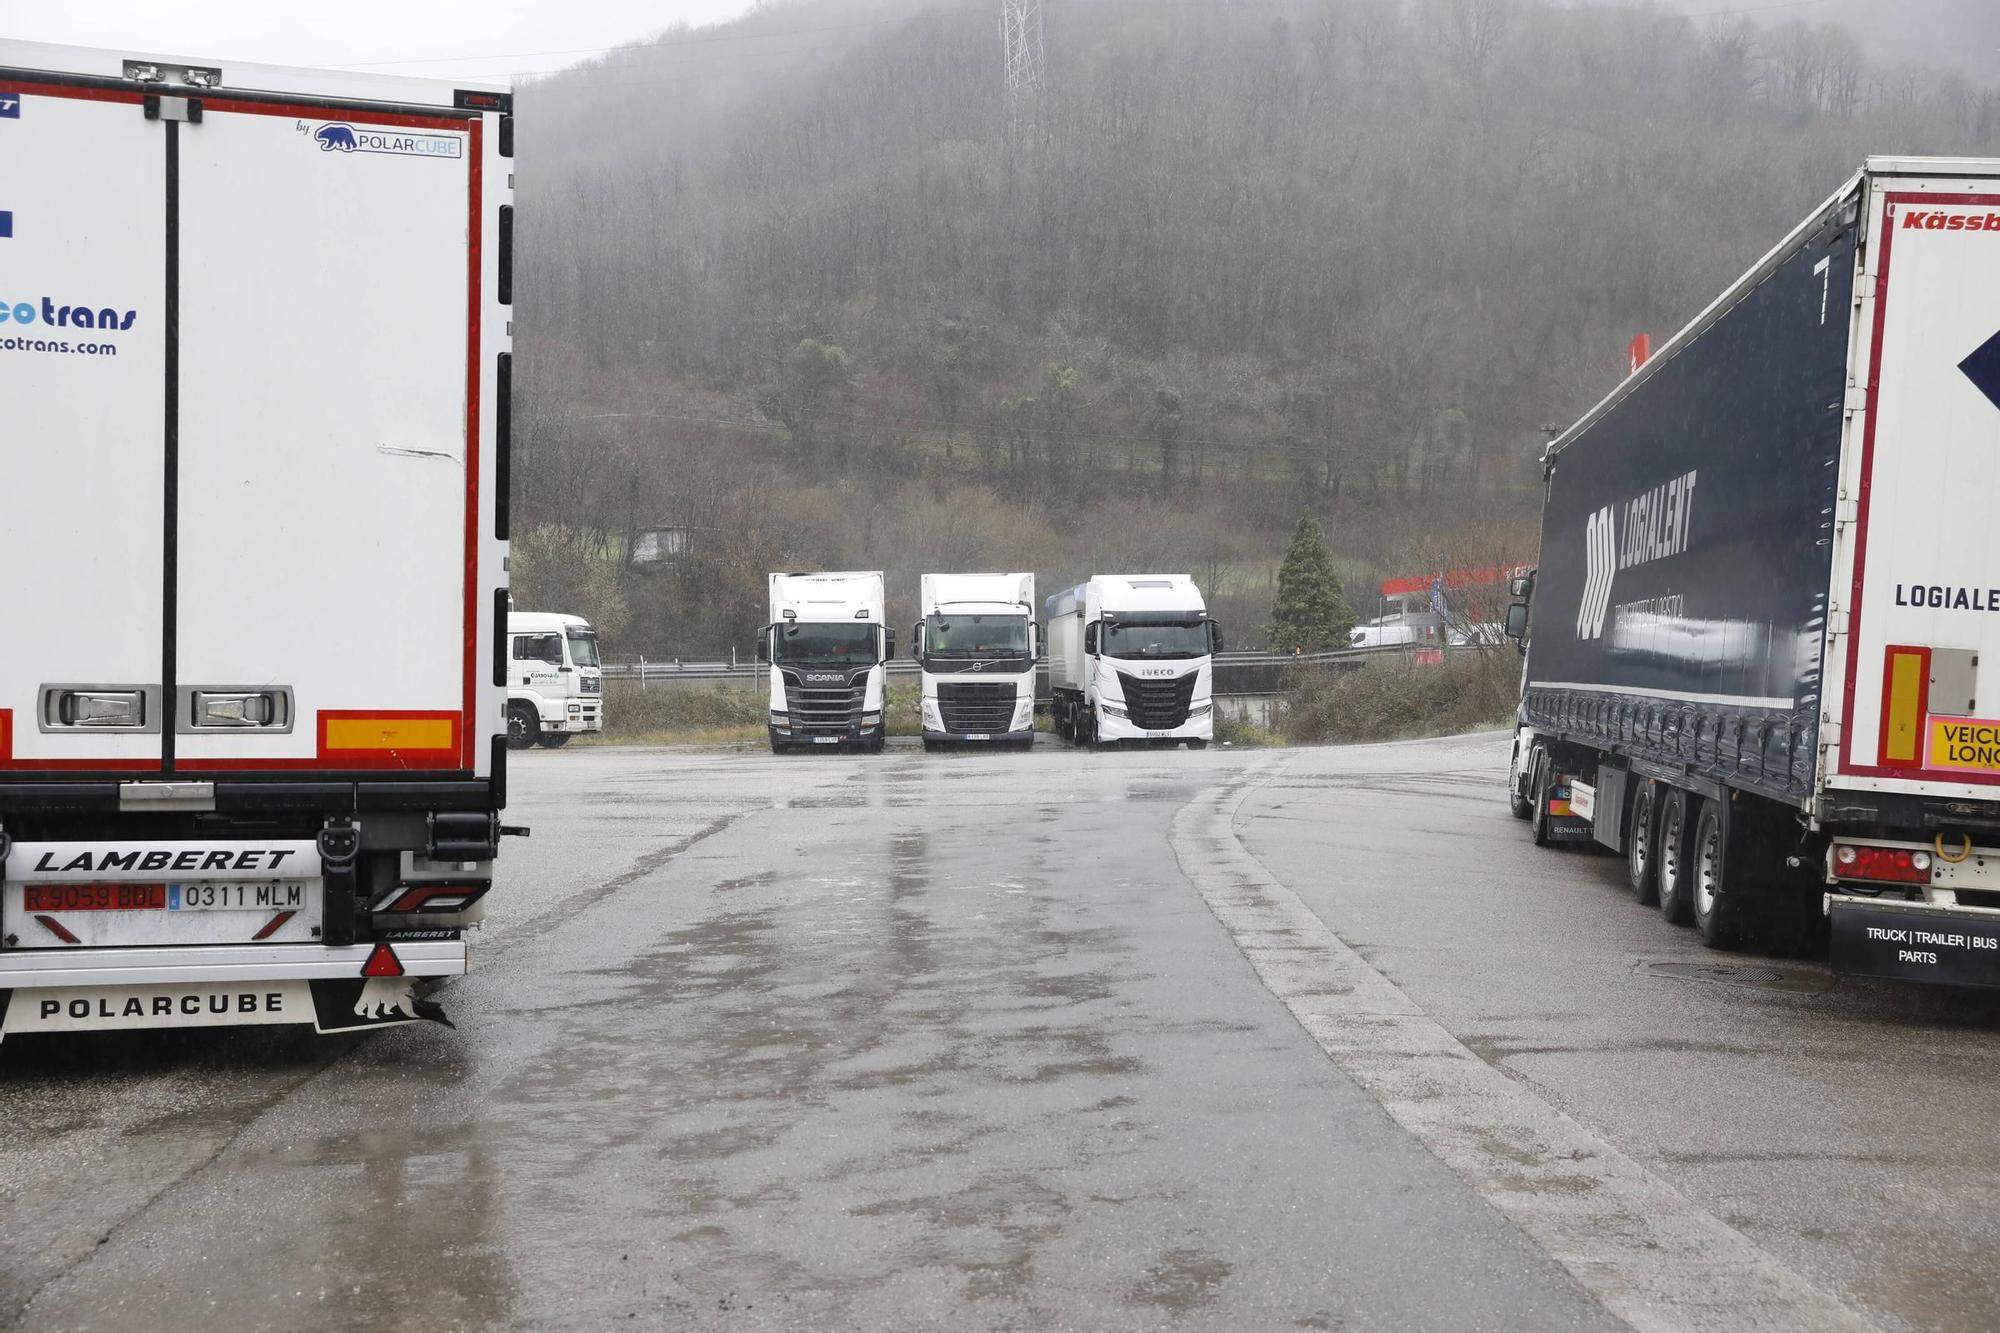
[914,573,1038,750]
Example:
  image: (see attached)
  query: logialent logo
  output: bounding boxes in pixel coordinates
[308,121,464,160]
[1576,468,1699,641]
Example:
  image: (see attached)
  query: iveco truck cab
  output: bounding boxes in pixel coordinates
[761,572,892,753]
[914,573,1038,750]
[506,612,604,749]
[1047,575,1221,749]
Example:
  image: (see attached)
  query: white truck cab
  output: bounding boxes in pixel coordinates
[914,573,1038,749]
[1047,575,1222,749]
[760,572,892,754]
[506,613,604,749]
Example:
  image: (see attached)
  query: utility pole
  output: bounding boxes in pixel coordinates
[1000,0,1045,143]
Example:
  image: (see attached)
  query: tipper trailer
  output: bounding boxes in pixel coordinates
[0,42,514,1041]
[1505,157,2000,988]
[1047,576,1221,749]
[913,573,1038,749]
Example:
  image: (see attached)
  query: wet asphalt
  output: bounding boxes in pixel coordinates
[0,735,1995,1331]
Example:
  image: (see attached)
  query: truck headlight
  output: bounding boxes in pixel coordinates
[1189,702,1212,717]
[770,711,790,732]
[861,712,883,726]
[1102,703,1128,719]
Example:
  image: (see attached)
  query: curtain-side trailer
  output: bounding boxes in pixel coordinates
[1506,157,2000,988]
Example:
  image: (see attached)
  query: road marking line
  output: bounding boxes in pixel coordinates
[1170,774,1876,1333]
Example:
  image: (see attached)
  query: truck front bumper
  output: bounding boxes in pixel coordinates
[1096,709,1213,743]
[922,727,1035,744]
[1827,894,2000,989]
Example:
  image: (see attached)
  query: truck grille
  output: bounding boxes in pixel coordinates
[1116,672,1196,730]
[938,682,1016,733]
[783,676,864,734]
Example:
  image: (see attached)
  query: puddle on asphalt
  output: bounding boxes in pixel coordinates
[1127,1247,1233,1312]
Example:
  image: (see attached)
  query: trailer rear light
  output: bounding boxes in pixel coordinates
[361,941,405,977]
[380,882,490,914]
[1832,843,1933,884]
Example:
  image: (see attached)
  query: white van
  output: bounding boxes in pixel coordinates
[506,613,604,748]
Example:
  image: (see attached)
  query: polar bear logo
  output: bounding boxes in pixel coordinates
[315,123,358,152]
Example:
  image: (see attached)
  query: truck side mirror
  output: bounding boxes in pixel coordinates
[1033,622,1044,658]
[885,628,897,660]
[911,622,923,660]
[756,628,771,664]
[1504,602,1529,641]
[1209,621,1225,654]
[1084,623,1099,655]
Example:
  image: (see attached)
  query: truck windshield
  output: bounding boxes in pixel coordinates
[1102,618,1209,660]
[777,622,879,665]
[566,630,601,667]
[925,614,1029,659]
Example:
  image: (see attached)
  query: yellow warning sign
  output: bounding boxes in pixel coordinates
[1928,718,2000,773]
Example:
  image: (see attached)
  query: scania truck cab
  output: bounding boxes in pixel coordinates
[761,572,892,754]
[506,612,604,750]
[914,573,1038,750]
[1047,575,1221,749]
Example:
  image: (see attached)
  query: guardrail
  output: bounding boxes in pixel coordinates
[599,644,1483,696]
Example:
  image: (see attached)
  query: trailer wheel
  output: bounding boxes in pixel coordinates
[505,702,540,750]
[1690,802,1743,949]
[1656,788,1697,926]
[537,733,572,749]
[1529,749,1557,847]
[1627,780,1661,906]
[1507,739,1534,820]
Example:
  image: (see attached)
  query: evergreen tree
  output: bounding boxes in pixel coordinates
[1267,512,1355,653]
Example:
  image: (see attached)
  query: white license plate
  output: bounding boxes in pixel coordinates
[967,733,992,742]
[1147,731,1172,739]
[813,736,839,745]
[172,881,308,911]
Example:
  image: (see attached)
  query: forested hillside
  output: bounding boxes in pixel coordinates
[511,0,2000,655]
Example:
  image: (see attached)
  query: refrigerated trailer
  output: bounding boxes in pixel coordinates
[0,43,514,1040]
[1505,157,2000,988]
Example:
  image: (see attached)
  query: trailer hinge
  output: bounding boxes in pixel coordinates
[1844,383,1868,416]
[1834,494,1858,528]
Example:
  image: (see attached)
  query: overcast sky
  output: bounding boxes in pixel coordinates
[1,0,760,81]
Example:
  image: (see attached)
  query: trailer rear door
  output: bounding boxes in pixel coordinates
[1835,169,2000,795]
[0,80,167,773]
[173,101,480,774]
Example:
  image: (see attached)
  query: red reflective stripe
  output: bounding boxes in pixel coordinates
[251,910,297,942]
[33,915,81,944]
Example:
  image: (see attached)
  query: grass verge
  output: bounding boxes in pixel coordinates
[1280,650,1518,745]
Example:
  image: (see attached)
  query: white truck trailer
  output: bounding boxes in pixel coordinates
[1046,576,1221,749]
[0,42,514,1041]
[506,612,604,749]
[760,572,893,753]
[913,573,1038,749]
[1505,157,2000,988]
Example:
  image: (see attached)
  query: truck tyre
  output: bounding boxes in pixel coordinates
[1656,788,1697,926]
[506,702,540,751]
[1690,801,1743,949]
[866,735,886,755]
[1627,780,1661,906]
[538,733,572,749]
[1529,749,1557,847]
[1508,739,1534,820]
[922,737,941,753]
[1186,738,1208,750]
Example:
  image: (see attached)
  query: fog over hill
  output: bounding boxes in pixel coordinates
[509,0,2000,654]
